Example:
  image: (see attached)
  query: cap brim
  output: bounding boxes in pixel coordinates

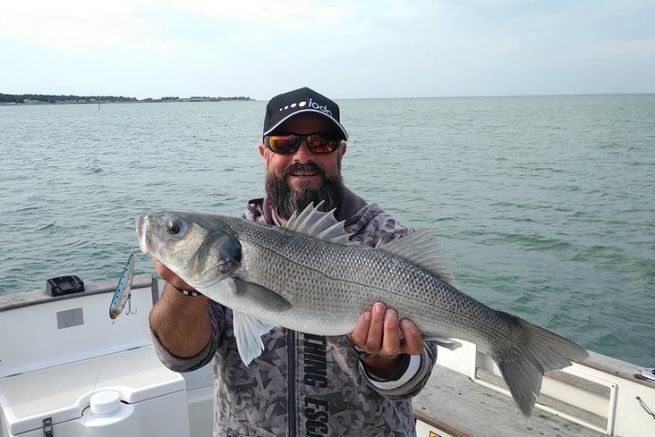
[263,108,348,140]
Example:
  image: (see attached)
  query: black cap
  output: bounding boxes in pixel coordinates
[263,87,348,140]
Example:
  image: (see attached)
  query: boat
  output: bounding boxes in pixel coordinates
[1,275,654,436]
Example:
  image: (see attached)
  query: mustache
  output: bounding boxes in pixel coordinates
[285,162,324,176]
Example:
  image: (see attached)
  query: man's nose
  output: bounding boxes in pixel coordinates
[292,141,312,161]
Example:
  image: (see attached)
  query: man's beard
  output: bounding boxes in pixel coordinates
[266,162,345,221]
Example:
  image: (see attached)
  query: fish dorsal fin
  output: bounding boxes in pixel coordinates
[285,202,353,244]
[380,229,459,287]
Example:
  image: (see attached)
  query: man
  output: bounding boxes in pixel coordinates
[150,87,436,436]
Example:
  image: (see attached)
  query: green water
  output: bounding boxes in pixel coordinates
[1,95,654,366]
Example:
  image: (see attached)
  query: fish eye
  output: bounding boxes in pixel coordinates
[167,218,186,236]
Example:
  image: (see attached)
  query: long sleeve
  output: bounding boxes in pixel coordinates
[358,342,437,399]
[150,300,225,372]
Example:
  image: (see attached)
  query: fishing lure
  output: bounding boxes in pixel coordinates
[109,249,138,319]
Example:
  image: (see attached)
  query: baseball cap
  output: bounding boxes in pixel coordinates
[263,87,348,140]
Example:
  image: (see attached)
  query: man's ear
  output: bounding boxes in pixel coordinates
[337,141,347,171]
[258,142,267,160]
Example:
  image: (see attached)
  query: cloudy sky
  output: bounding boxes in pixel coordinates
[1,0,654,99]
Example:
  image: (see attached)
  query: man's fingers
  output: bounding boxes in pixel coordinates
[152,259,168,274]
[348,302,424,359]
[152,259,194,291]
[365,302,386,351]
[348,310,371,346]
[400,319,424,355]
[380,309,401,357]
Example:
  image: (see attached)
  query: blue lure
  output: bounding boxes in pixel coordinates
[109,249,139,319]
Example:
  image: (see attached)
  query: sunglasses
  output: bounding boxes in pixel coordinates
[264,133,342,154]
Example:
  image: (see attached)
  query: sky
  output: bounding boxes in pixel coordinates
[1,0,654,100]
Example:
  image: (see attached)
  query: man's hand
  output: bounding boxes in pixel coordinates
[347,302,424,379]
[153,259,195,292]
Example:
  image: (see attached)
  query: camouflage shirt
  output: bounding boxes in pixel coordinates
[151,189,437,437]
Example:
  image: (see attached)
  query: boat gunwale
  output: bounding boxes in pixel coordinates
[0,274,154,312]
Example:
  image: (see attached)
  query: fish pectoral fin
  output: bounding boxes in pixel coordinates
[425,336,462,351]
[233,311,275,366]
[232,278,292,311]
[229,280,291,365]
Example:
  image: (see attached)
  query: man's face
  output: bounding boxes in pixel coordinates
[258,114,348,220]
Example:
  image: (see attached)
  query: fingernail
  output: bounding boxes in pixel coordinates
[374,302,384,314]
[363,311,371,321]
[400,319,414,331]
[386,309,397,321]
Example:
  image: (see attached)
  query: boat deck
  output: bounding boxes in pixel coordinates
[415,364,605,437]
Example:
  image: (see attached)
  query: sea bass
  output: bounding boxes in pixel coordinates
[137,203,588,417]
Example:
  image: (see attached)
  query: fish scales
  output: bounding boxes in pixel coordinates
[203,216,504,350]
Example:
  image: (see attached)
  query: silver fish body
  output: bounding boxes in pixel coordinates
[137,205,588,417]
[235,220,490,339]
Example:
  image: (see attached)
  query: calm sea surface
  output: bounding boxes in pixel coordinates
[1,95,654,366]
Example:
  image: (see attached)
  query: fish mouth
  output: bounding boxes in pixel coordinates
[136,215,153,254]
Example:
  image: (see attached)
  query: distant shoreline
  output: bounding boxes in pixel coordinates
[0,93,253,105]
[2,93,652,106]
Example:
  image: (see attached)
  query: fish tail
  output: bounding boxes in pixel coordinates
[492,311,588,417]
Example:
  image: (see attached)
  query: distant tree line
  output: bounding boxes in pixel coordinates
[0,93,253,104]
[0,93,137,104]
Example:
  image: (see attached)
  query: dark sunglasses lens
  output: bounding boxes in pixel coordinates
[306,135,339,154]
[267,135,300,154]
[266,134,340,154]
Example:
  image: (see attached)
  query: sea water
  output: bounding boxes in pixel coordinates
[1,95,653,366]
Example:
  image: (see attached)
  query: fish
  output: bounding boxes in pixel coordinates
[136,203,588,417]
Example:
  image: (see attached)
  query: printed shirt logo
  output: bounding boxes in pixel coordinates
[279,97,333,117]
[302,334,330,437]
